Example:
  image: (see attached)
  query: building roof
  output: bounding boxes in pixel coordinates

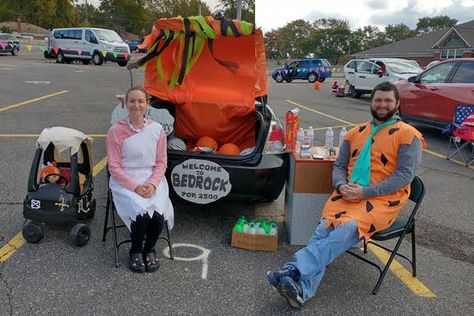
[353,20,474,58]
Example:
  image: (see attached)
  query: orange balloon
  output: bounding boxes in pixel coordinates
[196,136,218,150]
[219,143,240,155]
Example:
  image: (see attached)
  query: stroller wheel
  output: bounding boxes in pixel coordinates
[22,220,44,243]
[87,199,96,219]
[69,223,91,247]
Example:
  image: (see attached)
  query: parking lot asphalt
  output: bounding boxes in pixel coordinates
[0,52,473,315]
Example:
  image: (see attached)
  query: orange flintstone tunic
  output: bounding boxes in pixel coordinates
[321,121,425,240]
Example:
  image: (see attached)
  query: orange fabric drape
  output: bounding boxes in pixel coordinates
[141,16,267,150]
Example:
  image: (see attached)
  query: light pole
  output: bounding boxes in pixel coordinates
[85,0,88,24]
[236,0,242,20]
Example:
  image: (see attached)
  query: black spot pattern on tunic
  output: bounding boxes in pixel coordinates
[368,224,376,233]
[371,138,375,144]
[335,211,347,219]
[359,125,366,132]
[331,195,343,202]
[389,127,400,135]
[366,201,374,212]
[388,200,400,207]
[381,153,388,166]
[388,219,393,225]
[404,189,409,194]
[352,149,358,157]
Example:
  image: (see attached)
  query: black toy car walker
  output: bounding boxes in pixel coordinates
[22,127,96,246]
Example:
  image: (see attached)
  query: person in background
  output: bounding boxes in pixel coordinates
[107,87,174,273]
[267,81,425,308]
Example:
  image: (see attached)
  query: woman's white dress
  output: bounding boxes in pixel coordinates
[109,122,174,231]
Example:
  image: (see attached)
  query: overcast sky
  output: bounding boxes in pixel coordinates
[255,0,474,32]
[87,0,474,32]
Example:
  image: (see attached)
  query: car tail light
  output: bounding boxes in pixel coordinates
[264,120,285,153]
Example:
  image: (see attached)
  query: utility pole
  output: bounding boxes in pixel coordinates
[198,0,201,15]
[236,0,242,20]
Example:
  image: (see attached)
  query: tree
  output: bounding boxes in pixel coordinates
[309,18,351,64]
[350,25,387,53]
[145,0,211,19]
[75,2,101,26]
[215,0,255,23]
[277,19,313,59]
[99,0,153,35]
[384,23,417,43]
[416,15,457,34]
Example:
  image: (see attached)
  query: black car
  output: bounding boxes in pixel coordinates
[0,33,20,55]
[126,39,147,53]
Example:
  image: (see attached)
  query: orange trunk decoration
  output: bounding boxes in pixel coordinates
[140,16,267,150]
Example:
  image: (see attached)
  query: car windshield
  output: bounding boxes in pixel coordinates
[386,60,422,74]
[94,30,123,42]
[320,59,331,66]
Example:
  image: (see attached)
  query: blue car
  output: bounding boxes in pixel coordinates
[272,58,332,83]
[126,39,147,53]
[0,33,20,56]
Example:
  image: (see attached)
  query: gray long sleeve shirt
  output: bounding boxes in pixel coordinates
[332,125,422,199]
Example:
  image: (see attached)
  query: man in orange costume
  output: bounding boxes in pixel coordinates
[267,82,425,308]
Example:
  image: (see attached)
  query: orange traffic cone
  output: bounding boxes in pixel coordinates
[314,81,321,90]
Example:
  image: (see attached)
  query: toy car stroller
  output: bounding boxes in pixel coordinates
[22,127,96,246]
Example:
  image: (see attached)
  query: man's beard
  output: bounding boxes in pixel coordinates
[371,107,398,122]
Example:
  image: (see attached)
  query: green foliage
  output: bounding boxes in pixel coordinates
[147,0,212,19]
[416,15,457,34]
[385,23,417,42]
[1,26,11,33]
[215,0,255,23]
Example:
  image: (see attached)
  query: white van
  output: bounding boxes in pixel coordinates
[344,58,422,98]
[45,27,130,67]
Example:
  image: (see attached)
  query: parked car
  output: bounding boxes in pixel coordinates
[0,33,20,56]
[44,27,130,66]
[397,58,474,129]
[344,58,422,98]
[272,58,332,83]
[126,39,147,53]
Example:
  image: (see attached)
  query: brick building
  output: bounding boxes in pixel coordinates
[352,20,474,67]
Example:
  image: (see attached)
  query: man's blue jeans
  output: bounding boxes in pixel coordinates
[285,219,361,301]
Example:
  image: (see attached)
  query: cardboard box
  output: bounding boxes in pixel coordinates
[285,108,299,152]
[231,230,278,252]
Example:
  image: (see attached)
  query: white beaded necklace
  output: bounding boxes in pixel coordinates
[127,117,147,133]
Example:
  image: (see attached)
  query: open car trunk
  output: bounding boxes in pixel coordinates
[137,16,285,204]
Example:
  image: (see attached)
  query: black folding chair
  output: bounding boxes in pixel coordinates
[346,175,425,294]
[102,167,174,267]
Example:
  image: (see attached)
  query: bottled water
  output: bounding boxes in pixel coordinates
[325,127,334,148]
[295,127,305,153]
[339,127,347,147]
[269,221,277,235]
[306,126,315,147]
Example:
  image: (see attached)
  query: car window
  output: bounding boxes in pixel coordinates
[356,61,374,73]
[419,62,456,83]
[85,30,98,44]
[451,62,474,83]
[287,62,297,68]
[347,61,355,69]
[94,29,123,42]
[300,61,309,68]
[320,59,331,66]
[386,60,422,74]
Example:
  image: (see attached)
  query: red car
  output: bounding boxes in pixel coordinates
[397,58,474,129]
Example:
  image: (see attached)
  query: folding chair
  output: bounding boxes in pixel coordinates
[346,175,425,295]
[447,105,474,167]
[102,167,174,267]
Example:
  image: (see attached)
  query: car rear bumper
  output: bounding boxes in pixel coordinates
[166,152,289,202]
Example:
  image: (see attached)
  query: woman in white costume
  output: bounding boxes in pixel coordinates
[106,87,174,273]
